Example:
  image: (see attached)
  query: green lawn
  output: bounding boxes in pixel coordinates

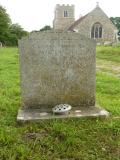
[0,47,120,160]
[97,46,120,63]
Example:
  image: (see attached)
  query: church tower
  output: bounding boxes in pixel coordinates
[53,4,75,31]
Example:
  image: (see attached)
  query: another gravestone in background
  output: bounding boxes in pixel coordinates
[17,31,109,121]
[0,42,2,48]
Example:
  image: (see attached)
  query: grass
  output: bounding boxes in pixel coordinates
[96,72,120,115]
[0,47,120,160]
[96,46,120,63]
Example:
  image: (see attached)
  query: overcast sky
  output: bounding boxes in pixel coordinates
[0,0,120,31]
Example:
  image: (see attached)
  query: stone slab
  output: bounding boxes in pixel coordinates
[19,32,96,109]
[17,106,109,122]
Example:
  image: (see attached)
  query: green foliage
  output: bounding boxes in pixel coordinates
[40,25,52,31]
[8,23,28,46]
[0,5,11,45]
[0,47,120,159]
[0,5,28,46]
[110,17,120,40]
[10,24,28,39]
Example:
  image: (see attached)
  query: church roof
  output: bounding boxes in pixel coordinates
[68,5,117,31]
[68,14,88,31]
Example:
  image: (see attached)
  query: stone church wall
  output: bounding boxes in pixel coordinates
[53,4,75,31]
[74,7,117,44]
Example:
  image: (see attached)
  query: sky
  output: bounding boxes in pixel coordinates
[0,0,120,32]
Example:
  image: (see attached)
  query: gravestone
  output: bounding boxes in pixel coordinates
[17,31,109,121]
[0,42,2,48]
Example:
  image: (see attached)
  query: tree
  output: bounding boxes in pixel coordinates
[110,17,120,40]
[0,5,29,46]
[40,25,52,31]
[9,23,28,45]
[10,24,28,39]
[0,5,11,45]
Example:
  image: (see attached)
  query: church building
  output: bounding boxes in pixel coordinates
[53,3,118,44]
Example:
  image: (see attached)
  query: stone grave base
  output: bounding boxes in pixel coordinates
[17,106,109,122]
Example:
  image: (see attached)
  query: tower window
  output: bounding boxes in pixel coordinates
[91,22,102,39]
[64,11,68,17]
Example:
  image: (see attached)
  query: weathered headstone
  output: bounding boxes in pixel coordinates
[0,42,2,48]
[17,31,109,121]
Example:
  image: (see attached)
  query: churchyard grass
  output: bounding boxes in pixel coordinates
[0,47,120,160]
[97,46,120,63]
